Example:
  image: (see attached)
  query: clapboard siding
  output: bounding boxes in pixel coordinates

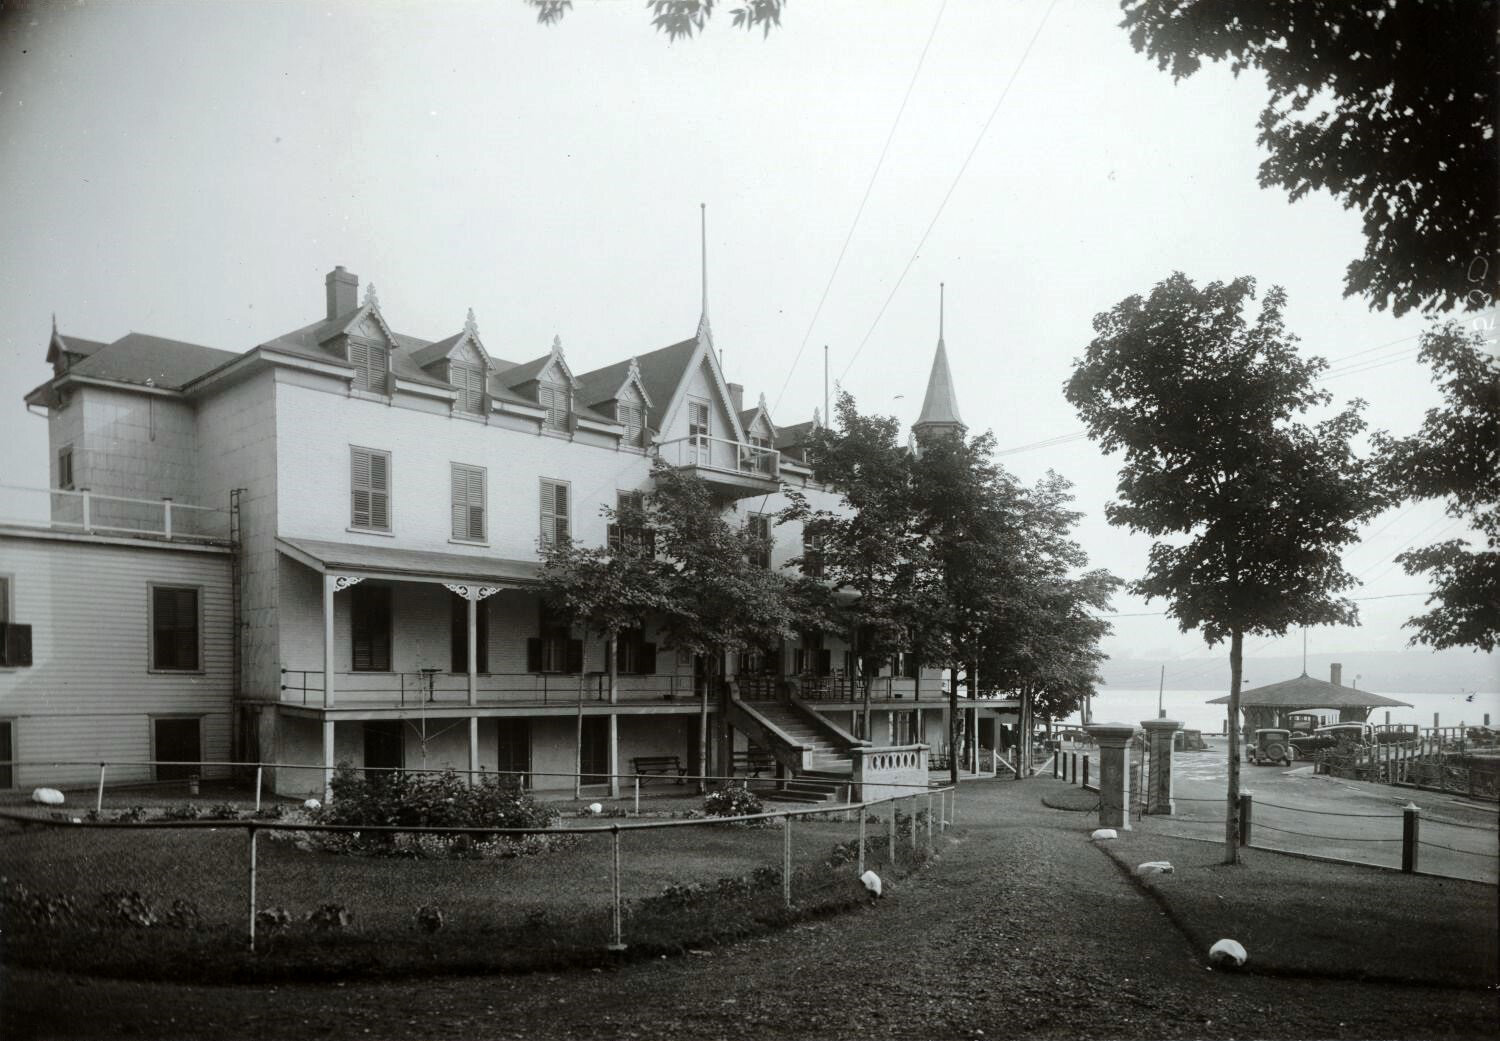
[0,531,233,787]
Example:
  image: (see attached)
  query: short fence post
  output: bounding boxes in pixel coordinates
[1238,792,1253,847]
[783,813,793,909]
[926,791,934,849]
[1052,753,1058,779]
[608,826,626,951]
[887,801,897,864]
[95,763,107,814]
[254,766,264,811]
[1401,803,1420,873]
[909,795,918,849]
[951,787,958,827]
[246,823,258,952]
[1083,755,1090,789]
[634,776,640,816]
[857,804,867,877]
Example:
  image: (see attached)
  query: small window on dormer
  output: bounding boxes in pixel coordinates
[617,402,646,448]
[451,363,485,414]
[348,340,389,394]
[540,382,570,432]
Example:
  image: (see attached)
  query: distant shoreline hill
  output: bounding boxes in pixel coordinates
[1102,650,1497,695]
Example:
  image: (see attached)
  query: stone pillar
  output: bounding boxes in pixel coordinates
[1084,723,1136,830]
[1140,718,1183,815]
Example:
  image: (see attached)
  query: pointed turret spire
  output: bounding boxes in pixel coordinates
[912,282,965,445]
[696,203,713,347]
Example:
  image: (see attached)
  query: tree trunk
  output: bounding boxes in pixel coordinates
[948,665,960,787]
[715,650,733,789]
[1224,627,1244,865]
[607,631,619,799]
[697,659,709,795]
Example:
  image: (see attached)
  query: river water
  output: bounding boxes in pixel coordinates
[1059,687,1500,735]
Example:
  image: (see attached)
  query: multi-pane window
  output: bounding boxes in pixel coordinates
[350,447,391,531]
[540,382,570,432]
[608,491,653,554]
[802,529,825,578]
[615,628,657,675]
[0,576,31,669]
[57,445,74,490]
[794,631,831,677]
[540,479,570,548]
[527,602,582,674]
[348,340,389,394]
[150,585,200,672]
[451,363,485,415]
[351,584,392,672]
[617,402,646,448]
[746,513,772,569]
[450,463,486,542]
[449,595,490,673]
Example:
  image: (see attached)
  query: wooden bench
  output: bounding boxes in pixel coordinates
[632,755,686,783]
[734,748,776,777]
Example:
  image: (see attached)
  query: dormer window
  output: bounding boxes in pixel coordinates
[451,362,485,414]
[540,382,570,432]
[348,340,389,394]
[618,402,646,448]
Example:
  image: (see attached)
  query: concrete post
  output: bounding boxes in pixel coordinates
[1084,723,1136,830]
[1140,718,1182,815]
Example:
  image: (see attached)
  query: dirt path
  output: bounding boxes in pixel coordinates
[4,781,1494,1040]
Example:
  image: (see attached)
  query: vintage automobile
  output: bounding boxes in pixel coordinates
[1247,728,1295,766]
[1289,722,1374,756]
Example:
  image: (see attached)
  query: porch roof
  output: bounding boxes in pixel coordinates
[277,536,541,586]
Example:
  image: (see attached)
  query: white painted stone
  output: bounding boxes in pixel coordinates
[31,788,64,806]
[304,798,321,811]
[1090,828,1118,841]
[860,870,882,898]
[1209,938,1247,968]
[588,802,603,815]
[1135,861,1174,875]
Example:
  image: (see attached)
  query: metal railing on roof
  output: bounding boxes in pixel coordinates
[0,484,231,544]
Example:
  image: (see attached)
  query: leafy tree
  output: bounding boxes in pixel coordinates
[1374,323,1500,651]
[540,495,670,795]
[526,0,787,39]
[910,428,1026,786]
[1065,271,1387,864]
[1120,1,1499,317]
[785,392,926,738]
[646,462,798,788]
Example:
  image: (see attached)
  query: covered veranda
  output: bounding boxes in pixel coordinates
[1207,666,1413,733]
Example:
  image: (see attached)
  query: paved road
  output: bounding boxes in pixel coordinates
[1149,738,1499,882]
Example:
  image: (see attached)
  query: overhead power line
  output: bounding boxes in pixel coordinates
[840,0,1061,383]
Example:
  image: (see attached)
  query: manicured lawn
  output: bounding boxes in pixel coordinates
[0,808,929,982]
[1096,830,1498,988]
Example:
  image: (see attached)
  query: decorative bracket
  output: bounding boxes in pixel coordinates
[444,583,501,601]
[331,575,365,593]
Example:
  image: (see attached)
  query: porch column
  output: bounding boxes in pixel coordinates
[469,717,480,784]
[1085,723,1136,830]
[322,719,336,800]
[608,714,619,800]
[444,583,501,783]
[467,596,478,707]
[322,574,337,709]
[1140,718,1183,815]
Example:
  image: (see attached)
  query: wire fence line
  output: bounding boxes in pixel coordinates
[0,783,958,980]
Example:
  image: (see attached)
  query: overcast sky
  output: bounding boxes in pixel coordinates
[0,0,1491,690]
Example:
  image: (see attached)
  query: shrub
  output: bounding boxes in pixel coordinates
[159,803,201,821]
[204,803,242,821]
[308,764,561,857]
[415,904,444,933]
[98,891,157,927]
[255,908,292,932]
[703,783,762,818]
[306,904,351,930]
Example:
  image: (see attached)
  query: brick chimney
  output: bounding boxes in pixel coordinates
[326,266,359,320]
[1330,663,1343,687]
[726,382,745,415]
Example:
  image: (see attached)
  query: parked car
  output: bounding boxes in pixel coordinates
[1289,722,1373,756]
[1248,728,1295,766]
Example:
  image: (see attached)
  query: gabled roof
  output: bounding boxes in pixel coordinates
[261,310,451,391]
[574,355,654,410]
[913,337,963,432]
[1205,673,1412,709]
[409,332,465,369]
[739,392,776,440]
[774,416,819,451]
[65,333,240,390]
[47,330,108,368]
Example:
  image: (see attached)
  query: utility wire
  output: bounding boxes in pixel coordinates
[771,0,950,414]
[839,0,1061,382]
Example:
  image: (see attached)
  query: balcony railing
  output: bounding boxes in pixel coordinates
[0,484,231,543]
[655,435,780,480]
[279,670,703,709]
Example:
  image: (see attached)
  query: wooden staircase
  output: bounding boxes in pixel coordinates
[729,699,858,804]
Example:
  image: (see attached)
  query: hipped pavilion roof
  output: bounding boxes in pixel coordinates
[1206,673,1412,710]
